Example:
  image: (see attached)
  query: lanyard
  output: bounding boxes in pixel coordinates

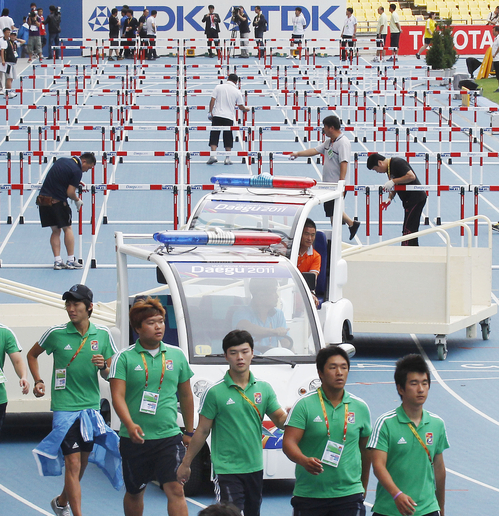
[407,423,433,465]
[317,388,349,442]
[66,336,88,367]
[234,386,262,421]
[140,351,166,392]
[387,158,391,179]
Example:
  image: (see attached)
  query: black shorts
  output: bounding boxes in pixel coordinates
[120,433,185,494]
[390,32,400,49]
[424,37,432,45]
[324,199,335,217]
[493,61,499,78]
[292,34,303,43]
[215,470,263,516]
[60,418,94,456]
[0,402,7,435]
[292,493,365,516]
[376,34,387,47]
[39,202,72,228]
[374,513,439,516]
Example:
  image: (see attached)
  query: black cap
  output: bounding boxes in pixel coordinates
[62,284,93,302]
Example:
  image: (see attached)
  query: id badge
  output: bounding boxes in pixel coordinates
[321,439,344,468]
[55,368,66,390]
[140,390,159,415]
[14,51,18,58]
[0,367,6,384]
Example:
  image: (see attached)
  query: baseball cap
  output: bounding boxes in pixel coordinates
[62,284,93,302]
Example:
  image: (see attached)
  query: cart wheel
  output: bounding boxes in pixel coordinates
[481,322,491,340]
[437,343,447,361]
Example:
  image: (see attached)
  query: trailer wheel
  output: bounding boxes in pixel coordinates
[435,335,447,361]
[481,319,491,340]
[437,343,447,361]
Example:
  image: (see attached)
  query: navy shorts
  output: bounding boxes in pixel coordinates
[60,418,94,456]
[39,202,72,228]
[120,433,185,494]
[215,470,263,516]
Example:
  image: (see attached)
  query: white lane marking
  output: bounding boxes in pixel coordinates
[0,483,53,515]
[412,335,499,427]
[186,497,208,509]
[447,469,499,492]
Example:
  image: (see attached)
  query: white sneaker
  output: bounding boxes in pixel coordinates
[53,260,66,270]
[286,55,293,59]
[372,57,379,63]
[206,156,217,165]
[8,92,17,99]
[492,222,499,232]
[224,157,232,165]
[50,496,70,516]
[65,259,83,269]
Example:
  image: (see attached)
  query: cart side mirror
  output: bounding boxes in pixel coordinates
[156,267,168,285]
[301,271,317,292]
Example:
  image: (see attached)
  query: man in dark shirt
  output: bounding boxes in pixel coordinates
[123,9,137,58]
[37,153,96,269]
[235,7,250,58]
[367,153,427,246]
[253,6,267,58]
[202,5,221,58]
[44,5,61,59]
[108,8,120,60]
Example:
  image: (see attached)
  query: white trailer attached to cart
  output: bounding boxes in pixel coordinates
[342,216,497,360]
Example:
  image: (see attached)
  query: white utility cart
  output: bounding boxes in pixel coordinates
[342,216,497,360]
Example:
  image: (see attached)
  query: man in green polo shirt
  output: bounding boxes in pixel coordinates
[177,329,288,516]
[110,296,194,516]
[368,354,449,516]
[27,284,119,516]
[0,324,30,436]
[283,345,371,516]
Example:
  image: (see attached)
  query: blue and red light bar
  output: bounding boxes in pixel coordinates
[211,174,316,189]
[153,230,282,246]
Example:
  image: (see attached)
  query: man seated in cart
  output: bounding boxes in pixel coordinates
[232,278,292,353]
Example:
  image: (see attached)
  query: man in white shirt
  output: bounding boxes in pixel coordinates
[0,30,8,94]
[387,3,401,62]
[340,8,357,62]
[207,74,250,165]
[287,7,306,59]
[290,115,360,240]
[0,8,15,32]
[487,6,499,25]
[145,10,157,60]
[373,6,388,62]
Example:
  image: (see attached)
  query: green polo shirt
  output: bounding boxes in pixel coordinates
[110,341,194,440]
[40,321,117,412]
[368,405,450,516]
[200,370,281,475]
[0,324,22,405]
[286,388,372,499]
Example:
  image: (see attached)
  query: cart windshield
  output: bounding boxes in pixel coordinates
[169,259,321,364]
